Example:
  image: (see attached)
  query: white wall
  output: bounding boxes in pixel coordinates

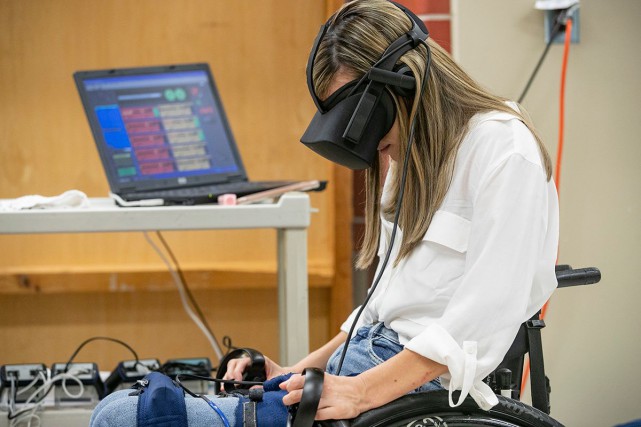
[453,1,641,426]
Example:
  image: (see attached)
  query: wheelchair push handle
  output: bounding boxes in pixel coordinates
[555,266,601,288]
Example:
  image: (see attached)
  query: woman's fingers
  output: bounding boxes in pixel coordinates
[282,388,304,406]
[222,356,251,381]
[280,373,305,405]
[281,373,305,390]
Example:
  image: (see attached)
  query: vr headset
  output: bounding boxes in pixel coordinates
[300,2,429,170]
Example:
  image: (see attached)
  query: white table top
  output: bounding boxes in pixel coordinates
[0,192,311,233]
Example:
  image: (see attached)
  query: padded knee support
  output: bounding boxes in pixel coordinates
[90,372,290,427]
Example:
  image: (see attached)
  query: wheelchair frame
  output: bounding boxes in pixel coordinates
[308,265,601,427]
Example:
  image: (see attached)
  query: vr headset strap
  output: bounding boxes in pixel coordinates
[343,81,386,143]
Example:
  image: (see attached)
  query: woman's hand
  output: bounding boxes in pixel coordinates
[280,372,369,421]
[222,354,291,383]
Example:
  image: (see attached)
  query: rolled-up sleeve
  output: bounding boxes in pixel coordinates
[404,153,556,410]
[340,306,365,334]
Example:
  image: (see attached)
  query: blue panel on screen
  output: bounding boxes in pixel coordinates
[96,106,130,149]
[104,131,131,149]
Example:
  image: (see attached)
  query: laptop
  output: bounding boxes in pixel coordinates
[74,63,321,205]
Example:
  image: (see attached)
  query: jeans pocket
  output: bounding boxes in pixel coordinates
[369,333,403,364]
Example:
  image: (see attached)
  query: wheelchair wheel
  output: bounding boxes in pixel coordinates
[320,390,563,427]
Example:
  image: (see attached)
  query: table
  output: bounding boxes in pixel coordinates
[0,192,312,365]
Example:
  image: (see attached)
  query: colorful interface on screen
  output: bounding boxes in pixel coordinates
[82,70,240,184]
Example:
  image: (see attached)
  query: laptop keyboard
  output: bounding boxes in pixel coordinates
[131,181,291,200]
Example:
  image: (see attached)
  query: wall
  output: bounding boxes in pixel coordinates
[0,0,337,370]
[453,1,641,425]
[0,288,331,371]
[0,0,333,277]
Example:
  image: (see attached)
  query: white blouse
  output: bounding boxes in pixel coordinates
[340,108,560,410]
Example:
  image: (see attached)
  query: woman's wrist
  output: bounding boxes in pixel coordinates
[352,375,374,414]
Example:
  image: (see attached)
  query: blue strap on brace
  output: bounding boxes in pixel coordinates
[136,371,188,427]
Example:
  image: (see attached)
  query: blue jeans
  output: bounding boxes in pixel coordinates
[326,322,442,393]
[91,324,441,427]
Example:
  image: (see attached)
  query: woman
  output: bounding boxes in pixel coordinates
[226,0,559,421]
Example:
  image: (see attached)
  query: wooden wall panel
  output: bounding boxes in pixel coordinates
[0,0,332,276]
[0,0,344,365]
[0,288,331,369]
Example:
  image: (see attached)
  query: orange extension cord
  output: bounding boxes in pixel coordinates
[520,18,573,399]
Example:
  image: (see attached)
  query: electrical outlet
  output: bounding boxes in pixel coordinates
[544,7,580,44]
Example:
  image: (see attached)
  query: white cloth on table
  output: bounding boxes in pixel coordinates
[0,190,89,211]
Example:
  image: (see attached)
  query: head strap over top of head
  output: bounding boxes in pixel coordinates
[306,1,428,114]
[301,1,429,170]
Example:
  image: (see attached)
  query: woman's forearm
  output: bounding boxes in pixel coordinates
[290,332,347,373]
[357,349,448,413]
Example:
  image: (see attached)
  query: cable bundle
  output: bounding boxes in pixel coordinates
[7,368,86,427]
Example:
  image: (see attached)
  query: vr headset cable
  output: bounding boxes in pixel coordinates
[336,40,432,375]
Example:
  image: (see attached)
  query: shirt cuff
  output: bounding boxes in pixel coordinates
[404,323,499,410]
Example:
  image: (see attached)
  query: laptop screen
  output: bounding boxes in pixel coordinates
[75,65,246,192]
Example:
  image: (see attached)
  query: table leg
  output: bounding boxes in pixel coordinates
[277,227,309,366]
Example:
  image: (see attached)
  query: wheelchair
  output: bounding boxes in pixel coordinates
[288,265,601,427]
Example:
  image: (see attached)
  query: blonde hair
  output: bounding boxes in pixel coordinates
[313,0,552,269]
